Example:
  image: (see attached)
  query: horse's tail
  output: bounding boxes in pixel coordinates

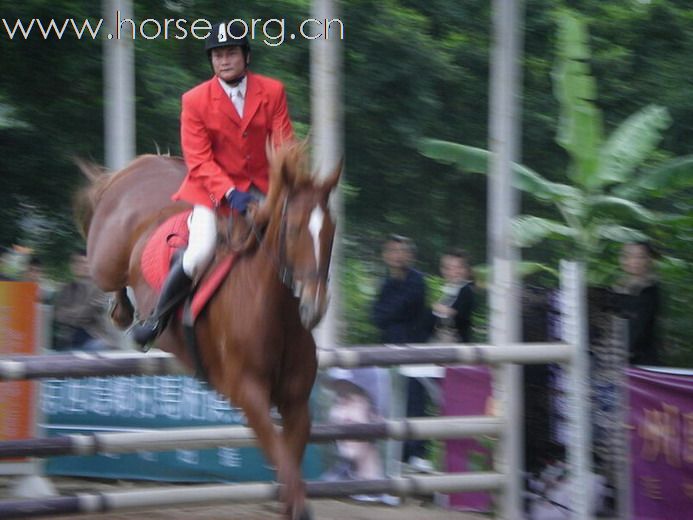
[72,158,107,239]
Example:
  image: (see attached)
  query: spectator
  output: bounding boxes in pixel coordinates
[0,245,28,280]
[26,256,56,304]
[371,234,431,471]
[0,249,16,280]
[428,248,475,343]
[52,252,120,351]
[372,234,428,344]
[613,241,661,365]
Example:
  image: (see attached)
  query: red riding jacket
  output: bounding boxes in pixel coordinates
[173,71,294,208]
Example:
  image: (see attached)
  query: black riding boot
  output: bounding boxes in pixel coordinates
[132,257,192,349]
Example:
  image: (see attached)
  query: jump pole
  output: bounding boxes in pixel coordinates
[0,472,506,519]
[0,343,572,382]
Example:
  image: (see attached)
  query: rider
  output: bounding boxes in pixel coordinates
[132,21,294,347]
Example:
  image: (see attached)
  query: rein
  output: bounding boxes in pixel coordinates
[276,195,294,290]
[249,192,325,297]
[247,194,295,294]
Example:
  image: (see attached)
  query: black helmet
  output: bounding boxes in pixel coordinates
[205,22,251,56]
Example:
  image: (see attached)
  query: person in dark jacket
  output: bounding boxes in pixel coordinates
[372,235,430,469]
[428,249,475,343]
[372,235,427,344]
[613,242,661,365]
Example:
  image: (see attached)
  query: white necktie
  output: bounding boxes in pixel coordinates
[230,88,244,118]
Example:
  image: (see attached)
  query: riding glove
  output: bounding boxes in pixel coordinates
[226,189,254,213]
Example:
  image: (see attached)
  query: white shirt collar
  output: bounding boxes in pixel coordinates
[218,76,247,99]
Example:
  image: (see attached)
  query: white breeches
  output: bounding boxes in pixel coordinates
[182,205,217,280]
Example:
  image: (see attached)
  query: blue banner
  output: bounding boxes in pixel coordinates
[41,375,321,482]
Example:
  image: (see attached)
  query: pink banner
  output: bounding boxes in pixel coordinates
[629,368,693,519]
[442,366,493,511]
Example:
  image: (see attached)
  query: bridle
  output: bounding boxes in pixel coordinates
[253,192,330,297]
[276,195,294,290]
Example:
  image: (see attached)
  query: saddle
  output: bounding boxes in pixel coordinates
[140,210,236,320]
[140,210,237,380]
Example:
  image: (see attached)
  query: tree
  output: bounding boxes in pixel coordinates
[420,8,693,284]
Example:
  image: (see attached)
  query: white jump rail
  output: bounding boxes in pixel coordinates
[0,416,502,459]
[0,342,573,381]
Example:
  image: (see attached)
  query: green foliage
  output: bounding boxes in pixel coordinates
[420,9,690,273]
[340,257,380,344]
[1,1,692,361]
[419,7,693,364]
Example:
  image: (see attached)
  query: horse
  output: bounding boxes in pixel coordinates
[74,141,341,520]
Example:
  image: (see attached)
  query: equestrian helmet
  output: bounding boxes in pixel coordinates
[205,22,251,59]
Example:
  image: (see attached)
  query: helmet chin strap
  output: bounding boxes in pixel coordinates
[226,74,246,87]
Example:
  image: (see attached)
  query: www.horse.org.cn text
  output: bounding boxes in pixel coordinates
[1,15,345,46]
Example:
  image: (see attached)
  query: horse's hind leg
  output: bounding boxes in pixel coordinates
[230,375,308,520]
[109,288,135,329]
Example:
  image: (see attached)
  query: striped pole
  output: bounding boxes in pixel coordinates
[0,472,506,519]
[0,343,572,381]
[0,416,502,459]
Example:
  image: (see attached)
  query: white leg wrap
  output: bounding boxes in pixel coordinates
[182,205,217,279]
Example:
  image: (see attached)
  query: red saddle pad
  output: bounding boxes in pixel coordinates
[140,211,235,320]
[141,211,191,291]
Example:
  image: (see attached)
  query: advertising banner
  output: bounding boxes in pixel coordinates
[0,282,38,450]
[42,375,321,482]
[629,368,693,519]
[442,366,493,512]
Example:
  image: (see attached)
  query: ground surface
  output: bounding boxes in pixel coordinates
[2,477,490,520]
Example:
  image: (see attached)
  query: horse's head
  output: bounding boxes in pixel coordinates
[260,142,342,330]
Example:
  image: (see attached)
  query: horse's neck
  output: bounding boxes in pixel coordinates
[232,213,279,293]
[236,195,290,298]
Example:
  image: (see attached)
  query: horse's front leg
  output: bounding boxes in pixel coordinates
[278,399,312,520]
[279,399,311,468]
[229,375,309,520]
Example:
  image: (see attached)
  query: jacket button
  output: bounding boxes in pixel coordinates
[243,131,248,137]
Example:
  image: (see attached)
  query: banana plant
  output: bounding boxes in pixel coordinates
[419,9,693,281]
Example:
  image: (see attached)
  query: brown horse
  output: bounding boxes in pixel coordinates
[74,142,340,520]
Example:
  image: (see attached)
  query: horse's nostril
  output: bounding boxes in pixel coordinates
[299,301,320,330]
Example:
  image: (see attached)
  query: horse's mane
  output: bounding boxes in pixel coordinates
[73,154,184,238]
[253,140,313,229]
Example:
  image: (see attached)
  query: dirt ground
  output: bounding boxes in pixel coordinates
[2,477,490,520]
[0,478,491,520]
[44,500,489,520]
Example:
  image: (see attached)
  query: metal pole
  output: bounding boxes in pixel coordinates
[560,260,591,519]
[310,0,344,348]
[0,343,574,381]
[613,317,631,520]
[103,0,135,170]
[488,0,525,517]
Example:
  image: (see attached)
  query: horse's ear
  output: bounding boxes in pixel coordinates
[322,158,343,193]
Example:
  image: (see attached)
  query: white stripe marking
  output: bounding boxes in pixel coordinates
[308,205,324,268]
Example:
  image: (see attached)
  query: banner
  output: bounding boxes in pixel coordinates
[42,375,321,482]
[0,282,38,448]
[629,367,693,519]
[442,366,493,512]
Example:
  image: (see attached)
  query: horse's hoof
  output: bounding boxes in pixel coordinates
[131,320,160,351]
[109,288,135,329]
[287,503,313,520]
[297,504,313,520]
